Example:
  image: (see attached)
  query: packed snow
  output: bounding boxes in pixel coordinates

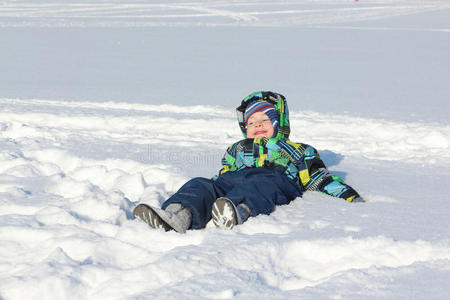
[1,1,450,299]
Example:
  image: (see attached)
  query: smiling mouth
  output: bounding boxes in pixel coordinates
[254,131,266,135]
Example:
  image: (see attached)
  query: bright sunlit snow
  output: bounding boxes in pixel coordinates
[1,1,450,299]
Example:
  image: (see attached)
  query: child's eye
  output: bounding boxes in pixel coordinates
[247,119,271,128]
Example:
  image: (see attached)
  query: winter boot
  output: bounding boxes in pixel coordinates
[211,197,251,230]
[133,203,192,233]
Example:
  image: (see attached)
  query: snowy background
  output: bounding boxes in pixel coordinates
[1,0,450,299]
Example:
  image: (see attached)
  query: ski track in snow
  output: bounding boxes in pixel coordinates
[1,0,449,29]
[1,98,450,299]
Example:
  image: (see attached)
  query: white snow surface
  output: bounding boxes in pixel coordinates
[1,1,450,299]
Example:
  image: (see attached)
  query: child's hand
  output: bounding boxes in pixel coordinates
[351,197,365,203]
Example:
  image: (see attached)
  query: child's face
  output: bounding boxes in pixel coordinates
[246,111,274,138]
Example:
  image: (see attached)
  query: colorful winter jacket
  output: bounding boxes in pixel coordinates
[217,91,360,202]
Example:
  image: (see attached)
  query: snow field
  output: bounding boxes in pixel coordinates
[1,98,449,298]
[1,0,449,28]
[1,0,450,298]
[2,99,449,165]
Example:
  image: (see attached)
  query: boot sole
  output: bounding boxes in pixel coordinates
[211,198,238,229]
[133,204,172,231]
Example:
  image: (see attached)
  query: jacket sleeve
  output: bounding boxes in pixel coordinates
[295,144,360,202]
[218,144,235,176]
[217,139,255,176]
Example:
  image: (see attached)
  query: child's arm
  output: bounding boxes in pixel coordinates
[273,139,362,202]
[298,145,362,202]
[217,139,254,176]
[218,145,235,176]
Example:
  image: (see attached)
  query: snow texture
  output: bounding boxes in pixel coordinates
[1,1,450,299]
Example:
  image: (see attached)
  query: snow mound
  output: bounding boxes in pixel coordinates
[1,98,449,298]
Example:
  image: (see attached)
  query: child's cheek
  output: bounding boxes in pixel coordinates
[246,128,255,138]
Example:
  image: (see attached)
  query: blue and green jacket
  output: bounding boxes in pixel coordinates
[217,91,360,202]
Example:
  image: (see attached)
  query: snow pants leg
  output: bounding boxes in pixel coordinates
[161,168,303,229]
[216,168,303,217]
[161,177,218,230]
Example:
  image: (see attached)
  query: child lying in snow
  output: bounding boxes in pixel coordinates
[133,91,363,233]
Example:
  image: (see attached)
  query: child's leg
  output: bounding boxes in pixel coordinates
[219,168,302,217]
[161,177,226,229]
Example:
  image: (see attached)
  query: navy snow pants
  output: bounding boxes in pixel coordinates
[161,168,303,229]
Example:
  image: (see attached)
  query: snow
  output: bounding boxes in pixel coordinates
[1,0,450,299]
